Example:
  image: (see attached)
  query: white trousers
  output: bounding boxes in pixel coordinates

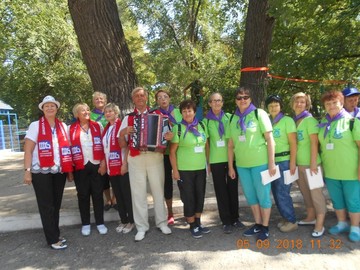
[128,151,167,232]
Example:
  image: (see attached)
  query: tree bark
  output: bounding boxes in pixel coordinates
[240,0,275,107]
[68,0,137,117]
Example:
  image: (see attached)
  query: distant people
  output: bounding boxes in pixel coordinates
[318,90,360,242]
[342,87,360,119]
[90,91,116,211]
[227,87,275,241]
[291,92,326,238]
[170,100,211,238]
[69,103,107,236]
[265,94,298,233]
[119,87,172,241]
[102,103,134,234]
[156,89,182,225]
[183,80,204,121]
[204,93,244,234]
[23,96,73,250]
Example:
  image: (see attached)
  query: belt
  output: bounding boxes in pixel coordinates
[275,151,290,157]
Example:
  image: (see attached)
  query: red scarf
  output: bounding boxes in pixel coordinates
[69,120,104,171]
[102,118,122,176]
[127,107,162,157]
[37,117,73,172]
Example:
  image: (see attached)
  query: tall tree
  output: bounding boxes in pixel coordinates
[239,0,275,107]
[68,0,137,116]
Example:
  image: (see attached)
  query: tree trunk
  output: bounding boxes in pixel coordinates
[240,0,275,108]
[68,0,137,117]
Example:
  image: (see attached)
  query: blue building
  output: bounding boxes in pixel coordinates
[0,100,20,152]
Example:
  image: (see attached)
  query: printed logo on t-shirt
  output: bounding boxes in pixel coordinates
[39,140,51,150]
[297,130,304,141]
[273,128,281,138]
[333,129,343,139]
[247,120,256,128]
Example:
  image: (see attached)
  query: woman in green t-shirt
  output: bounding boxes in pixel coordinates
[204,92,244,234]
[170,100,210,239]
[265,94,298,233]
[155,89,182,226]
[318,90,360,242]
[227,87,276,241]
[291,92,326,238]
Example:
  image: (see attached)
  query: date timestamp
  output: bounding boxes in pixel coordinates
[236,238,342,250]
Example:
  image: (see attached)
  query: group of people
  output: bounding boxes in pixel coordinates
[23,85,360,250]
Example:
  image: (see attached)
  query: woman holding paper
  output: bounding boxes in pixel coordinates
[291,92,326,238]
[227,87,276,241]
[265,94,298,233]
[318,90,360,242]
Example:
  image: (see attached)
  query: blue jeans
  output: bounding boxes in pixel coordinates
[271,160,296,223]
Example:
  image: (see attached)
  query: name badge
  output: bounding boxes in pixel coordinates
[326,143,334,150]
[216,140,225,147]
[238,135,246,142]
[194,146,204,153]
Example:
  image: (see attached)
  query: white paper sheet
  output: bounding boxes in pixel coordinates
[261,165,280,185]
[305,166,324,190]
[284,167,299,185]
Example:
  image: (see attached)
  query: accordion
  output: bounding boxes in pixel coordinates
[131,114,170,151]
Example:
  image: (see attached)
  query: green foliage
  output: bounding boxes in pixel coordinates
[267,0,360,117]
[124,0,245,112]
[0,0,92,126]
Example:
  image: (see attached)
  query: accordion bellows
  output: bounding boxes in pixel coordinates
[131,114,170,151]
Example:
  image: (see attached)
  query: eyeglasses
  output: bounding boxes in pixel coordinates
[157,96,169,100]
[236,96,250,101]
[211,99,223,103]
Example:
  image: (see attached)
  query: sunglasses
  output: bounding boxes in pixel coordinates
[236,96,250,101]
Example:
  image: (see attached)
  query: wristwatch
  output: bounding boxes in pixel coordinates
[24,168,31,172]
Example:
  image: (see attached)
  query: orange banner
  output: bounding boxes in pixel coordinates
[241,67,269,72]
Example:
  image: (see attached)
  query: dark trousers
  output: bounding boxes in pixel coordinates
[211,162,239,225]
[163,155,173,200]
[74,162,104,225]
[32,172,66,245]
[110,173,134,224]
[178,169,206,217]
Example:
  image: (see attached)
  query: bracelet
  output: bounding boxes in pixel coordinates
[24,168,31,172]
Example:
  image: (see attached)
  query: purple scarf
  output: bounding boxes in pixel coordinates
[318,109,347,138]
[205,109,225,139]
[159,105,178,124]
[235,103,256,132]
[181,118,201,138]
[293,110,312,122]
[271,112,284,125]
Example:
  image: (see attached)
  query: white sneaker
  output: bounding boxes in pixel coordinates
[135,231,146,241]
[122,223,135,234]
[115,223,126,233]
[159,225,172,235]
[97,224,108,235]
[81,225,91,236]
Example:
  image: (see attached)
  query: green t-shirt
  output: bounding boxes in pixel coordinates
[273,115,297,162]
[171,122,209,170]
[318,116,360,180]
[296,116,321,166]
[90,110,108,128]
[226,108,273,167]
[203,112,231,164]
